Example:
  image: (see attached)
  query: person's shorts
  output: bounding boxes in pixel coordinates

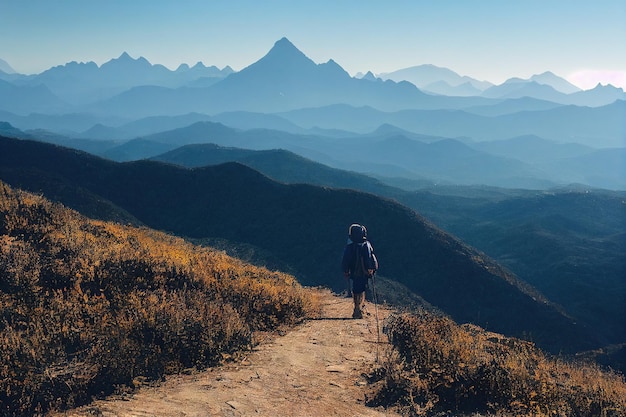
[352,276,369,294]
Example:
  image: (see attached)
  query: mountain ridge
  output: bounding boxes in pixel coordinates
[0,134,597,354]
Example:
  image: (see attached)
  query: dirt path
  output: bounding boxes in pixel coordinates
[60,289,401,417]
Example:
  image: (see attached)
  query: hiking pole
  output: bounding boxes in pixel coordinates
[370,272,381,364]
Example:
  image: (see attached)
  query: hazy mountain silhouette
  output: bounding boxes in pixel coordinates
[78,111,316,141]
[15,53,233,105]
[0,121,30,139]
[565,83,626,107]
[100,138,176,162]
[2,37,621,125]
[482,77,625,106]
[1,38,623,122]
[0,110,126,136]
[546,148,626,190]
[211,111,306,134]
[107,120,557,188]
[481,79,569,102]
[468,135,592,163]
[87,38,499,118]
[422,80,484,96]
[0,134,600,354]
[0,79,71,115]
[279,101,626,148]
[188,37,434,113]
[358,71,380,82]
[463,97,564,116]
[379,64,493,92]
[151,143,398,194]
[9,112,624,190]
[529,71,581,94]
[0,58,15,74]
[81,113,214,140]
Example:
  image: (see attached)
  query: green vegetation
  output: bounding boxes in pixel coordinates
[370,311,626,416]
[0,181,320,416]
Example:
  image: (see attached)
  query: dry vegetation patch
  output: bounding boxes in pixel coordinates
[370,311,626,416]
[0,181,320,416]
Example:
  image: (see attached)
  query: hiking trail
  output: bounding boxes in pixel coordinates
[58,288,401,417]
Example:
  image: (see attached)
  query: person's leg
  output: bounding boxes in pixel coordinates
[351,277,367,318]
[352,291,363,318]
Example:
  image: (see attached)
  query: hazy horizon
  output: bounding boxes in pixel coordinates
[1,0,625,89]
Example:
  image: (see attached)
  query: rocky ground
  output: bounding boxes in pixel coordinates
[57,289,401,417]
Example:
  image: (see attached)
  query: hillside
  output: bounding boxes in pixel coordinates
[0,135,599,354]
[0,180,319,415]
[150,142,626,351]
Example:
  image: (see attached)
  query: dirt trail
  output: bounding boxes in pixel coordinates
[60,289,401,417]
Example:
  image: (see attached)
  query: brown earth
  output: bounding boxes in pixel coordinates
[57,289,401,417]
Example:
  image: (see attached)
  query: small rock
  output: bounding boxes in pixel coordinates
[226,400,242,409]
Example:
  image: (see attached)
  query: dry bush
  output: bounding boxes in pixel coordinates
[370,311,626,416]
[0,181,320,416]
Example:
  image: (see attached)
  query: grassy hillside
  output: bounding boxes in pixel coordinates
[0,135,599,354]
[0,180,319,415]
[371,311,626,416]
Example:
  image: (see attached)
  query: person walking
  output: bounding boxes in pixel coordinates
[341,224,378,319]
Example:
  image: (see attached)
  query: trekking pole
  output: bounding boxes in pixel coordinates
[370,272,381,364]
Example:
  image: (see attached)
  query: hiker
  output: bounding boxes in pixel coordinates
[342,224,378,319]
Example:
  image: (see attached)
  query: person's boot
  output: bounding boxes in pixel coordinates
[352,292,363,319]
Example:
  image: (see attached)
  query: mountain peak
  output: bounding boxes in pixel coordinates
[274,37,295,49]
[101,52,152,71]
[118,51,133,61]
[361,71,378,81]
[530,71,581,94]
[176,63,190,72]
[238,37,315,75]
[264,37,310,62]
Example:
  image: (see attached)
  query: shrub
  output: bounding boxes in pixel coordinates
[370,311,626,416]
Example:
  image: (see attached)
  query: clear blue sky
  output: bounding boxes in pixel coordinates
[2,0,625,89]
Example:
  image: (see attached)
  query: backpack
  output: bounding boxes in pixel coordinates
[353,242,369,277]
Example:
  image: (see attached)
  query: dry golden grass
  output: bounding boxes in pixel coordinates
[369,311,626,416]
[0,181,320,416]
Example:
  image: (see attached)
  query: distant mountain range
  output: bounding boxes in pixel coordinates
[0,38,623,161]
[1,37,624,118]
[2,118,624,190]
[378,64,494,96]
[1,52,233,105]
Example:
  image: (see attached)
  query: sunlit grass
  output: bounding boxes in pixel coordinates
[0,181,321,415]
[370,311,626,416]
